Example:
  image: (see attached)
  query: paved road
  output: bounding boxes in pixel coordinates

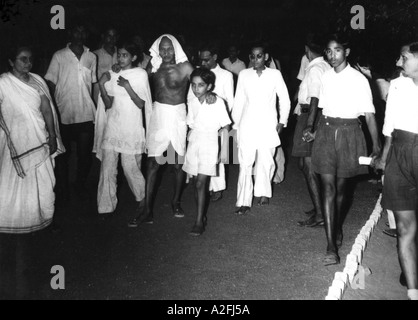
[3,141,407,300]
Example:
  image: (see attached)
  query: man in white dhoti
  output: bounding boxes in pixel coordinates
[232,43,291,215]
[127,34,193,226]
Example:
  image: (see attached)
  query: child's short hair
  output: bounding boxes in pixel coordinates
[119,41,143,66]
[190,68,216,91]
[327,33,350,50]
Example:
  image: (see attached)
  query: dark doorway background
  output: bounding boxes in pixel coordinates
[1,0,417,92]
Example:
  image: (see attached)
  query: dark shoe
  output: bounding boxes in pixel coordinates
[127,217,141,228]
[297,215,324,227]
[383,228,397,238]
[210,191,223,202]
[400,272,406,287]
[143,215,154,224]
[189,224,205,236]
[172,202,185,218]
[127,214,153,227]
[323,251,340,266]
[234,206,250,216]
[305,209,316,215]
[257,197,269,206]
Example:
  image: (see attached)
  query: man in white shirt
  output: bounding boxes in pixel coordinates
[293,33,313,102]
[247,43,285,186]
[306,34,380,266]
[293,36,331,228]
[93,27,118,103]
[232,43,291,215]
[45,23,97,198]
[222,44,246,90]
[374,41,418,300]
[297,54,310,82]
[198,43,234,202]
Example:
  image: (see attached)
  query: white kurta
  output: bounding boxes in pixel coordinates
[211,64,234,111]
[101,68,152,154]
[45,44,97,125]
[221,58,246,76]
[232,67,291,207]
[232,67,291,149]
[210,64,234,192]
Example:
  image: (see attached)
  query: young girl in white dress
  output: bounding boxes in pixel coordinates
[183,68,231,236]
[96,42,152,215]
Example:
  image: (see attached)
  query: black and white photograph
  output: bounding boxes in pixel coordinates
[0,0,417,303]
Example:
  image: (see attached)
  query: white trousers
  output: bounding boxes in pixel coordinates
[236,147,276,207]
[97,149,145,213]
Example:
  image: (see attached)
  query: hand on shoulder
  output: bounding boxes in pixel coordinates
[205,92,217,105]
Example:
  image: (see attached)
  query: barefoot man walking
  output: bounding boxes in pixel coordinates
[128,34,192,226]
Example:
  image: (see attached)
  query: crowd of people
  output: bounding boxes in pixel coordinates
[0,21,417,300]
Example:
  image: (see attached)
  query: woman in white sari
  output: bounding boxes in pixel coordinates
[0,46,64,234]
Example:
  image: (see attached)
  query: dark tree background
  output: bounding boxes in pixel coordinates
[1,0,417,86]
